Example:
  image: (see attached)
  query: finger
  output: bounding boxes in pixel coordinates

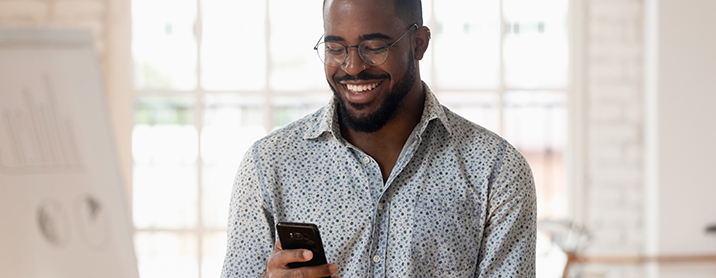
[268,248,313,269]
[327,264,338,276]
[291,263,338,277]
[277,249,312,263]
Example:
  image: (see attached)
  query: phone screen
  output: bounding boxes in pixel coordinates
[276,222,328,269]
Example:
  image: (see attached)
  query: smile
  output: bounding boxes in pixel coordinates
[345,82,381,92]
[337,80,385,105]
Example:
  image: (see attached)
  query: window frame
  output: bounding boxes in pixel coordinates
[122,0,579,277]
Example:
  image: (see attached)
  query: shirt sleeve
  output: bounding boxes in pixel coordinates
[476,144,537,277]
[221,145,276,278]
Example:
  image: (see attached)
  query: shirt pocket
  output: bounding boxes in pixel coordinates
[413,196,480,273]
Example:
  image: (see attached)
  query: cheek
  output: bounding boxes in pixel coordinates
[381,62,407,85]
[385,50,412,76]
[325,66,337,82]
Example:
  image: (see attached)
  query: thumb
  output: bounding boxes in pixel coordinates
[273,238,283,251]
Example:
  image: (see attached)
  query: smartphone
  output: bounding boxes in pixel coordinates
[276,222,328,269]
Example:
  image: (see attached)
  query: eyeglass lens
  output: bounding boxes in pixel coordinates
[317,40,390,67]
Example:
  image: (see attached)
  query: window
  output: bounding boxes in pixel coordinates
[131,0,569,277]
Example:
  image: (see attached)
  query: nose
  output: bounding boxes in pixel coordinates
[341,47,368,76]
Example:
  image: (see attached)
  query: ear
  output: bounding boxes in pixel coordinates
[412,26,431,60]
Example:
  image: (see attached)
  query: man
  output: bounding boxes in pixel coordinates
[221,0,536,277]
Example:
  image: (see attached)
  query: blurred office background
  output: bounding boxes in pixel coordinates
[1,0,714,277]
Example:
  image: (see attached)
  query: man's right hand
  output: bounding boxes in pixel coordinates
[261,239,340,278]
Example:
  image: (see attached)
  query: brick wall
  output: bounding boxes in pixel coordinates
[579,0,646,277]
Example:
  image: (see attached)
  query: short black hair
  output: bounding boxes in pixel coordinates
[323,0,423,27]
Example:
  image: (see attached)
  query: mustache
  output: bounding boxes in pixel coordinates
[333,72,390,83]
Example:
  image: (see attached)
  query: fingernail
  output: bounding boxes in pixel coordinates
[303,250,312,259]
[329,264,337,273]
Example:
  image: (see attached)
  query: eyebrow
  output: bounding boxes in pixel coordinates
[361,32,392,41]
[324,32,393,43]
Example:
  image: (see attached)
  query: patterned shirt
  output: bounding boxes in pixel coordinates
[221,83,537,277]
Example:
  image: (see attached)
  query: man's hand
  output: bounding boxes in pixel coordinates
[261,239,340,278]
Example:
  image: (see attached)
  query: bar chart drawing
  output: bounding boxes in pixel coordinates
[0,73,82,174]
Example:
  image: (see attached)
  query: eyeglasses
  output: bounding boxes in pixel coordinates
[313,24,418,67]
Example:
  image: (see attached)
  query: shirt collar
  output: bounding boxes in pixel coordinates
[303,81,452,141]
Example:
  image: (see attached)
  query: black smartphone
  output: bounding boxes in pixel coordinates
[276,222,328,269]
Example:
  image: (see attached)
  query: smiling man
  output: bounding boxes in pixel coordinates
[221,0,537,277]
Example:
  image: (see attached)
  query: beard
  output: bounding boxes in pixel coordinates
[329,58,417,133]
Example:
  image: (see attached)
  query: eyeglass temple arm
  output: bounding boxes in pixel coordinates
[389,24,419,47]
[313,34,325,50]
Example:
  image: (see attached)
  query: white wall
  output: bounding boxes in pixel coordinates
[656,0,716,276]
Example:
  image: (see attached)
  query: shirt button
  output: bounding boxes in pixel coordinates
[372,255,381,263]
[377,203,385,210]
[362,157,371,164]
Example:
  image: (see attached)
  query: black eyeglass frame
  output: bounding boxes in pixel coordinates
[313,24,419,67]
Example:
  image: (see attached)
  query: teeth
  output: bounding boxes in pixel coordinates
[346,82,380,92]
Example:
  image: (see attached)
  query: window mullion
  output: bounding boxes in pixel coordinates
[194,0,205,277]
[429,0,436,88]
[498,0,506,136]
[264,0,273,133]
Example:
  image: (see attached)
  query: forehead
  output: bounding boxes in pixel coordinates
[323,0,401,38]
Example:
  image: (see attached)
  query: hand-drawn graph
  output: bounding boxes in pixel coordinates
[0,73,82,174]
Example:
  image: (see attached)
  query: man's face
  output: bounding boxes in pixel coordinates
[323,0,417,133]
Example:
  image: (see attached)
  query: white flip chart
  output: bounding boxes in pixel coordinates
[0,29,139,278]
